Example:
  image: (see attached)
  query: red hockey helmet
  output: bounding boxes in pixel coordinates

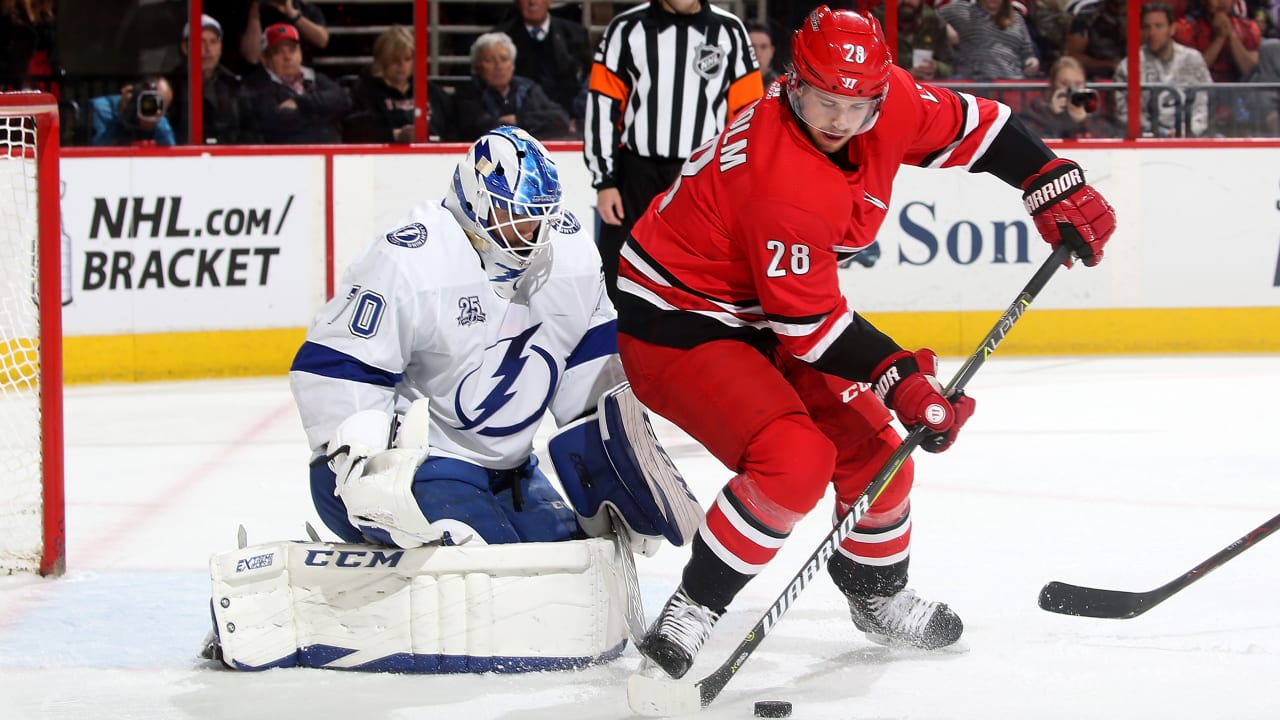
[790,6,892,101]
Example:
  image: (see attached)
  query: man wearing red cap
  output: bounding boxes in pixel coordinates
[241,22,350,143]
[240,0,329,67]
[618,5,1116,679]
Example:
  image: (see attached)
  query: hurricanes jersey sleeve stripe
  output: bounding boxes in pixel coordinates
[913,89,1011,170]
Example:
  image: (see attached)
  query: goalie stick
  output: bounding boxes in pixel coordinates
[1038,510,1280,619]
[609,508,650,644]
[627,244,1073,717]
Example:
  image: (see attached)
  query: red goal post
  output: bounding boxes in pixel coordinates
[0,91,64,577]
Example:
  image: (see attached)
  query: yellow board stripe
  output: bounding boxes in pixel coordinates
[64,328,307,384]
[53,307,1280,385]
[865,306,1280,356]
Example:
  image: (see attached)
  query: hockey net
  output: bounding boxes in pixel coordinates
[0,92,63,576]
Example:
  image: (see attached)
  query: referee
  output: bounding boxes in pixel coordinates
[584,0,763,303]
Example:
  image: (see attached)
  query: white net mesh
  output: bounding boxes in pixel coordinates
[0,111,46,573]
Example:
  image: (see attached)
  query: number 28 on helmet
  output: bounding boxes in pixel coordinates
[788,5,893,137]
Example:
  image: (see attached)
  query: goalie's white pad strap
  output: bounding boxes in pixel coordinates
[209,538,630,672]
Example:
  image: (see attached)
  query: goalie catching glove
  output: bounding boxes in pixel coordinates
[1022,158,1116,268]
[872,349,976,453]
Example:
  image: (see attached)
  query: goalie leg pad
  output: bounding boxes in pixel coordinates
[208,538,631,672]
[549,383,702,554]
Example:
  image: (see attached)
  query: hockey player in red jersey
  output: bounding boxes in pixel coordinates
[616,5,1116,679]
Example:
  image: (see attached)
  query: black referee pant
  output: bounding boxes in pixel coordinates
[598,148,685,305]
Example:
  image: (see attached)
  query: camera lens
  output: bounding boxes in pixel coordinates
[137,91,162,118]
[1070,89,1098,112]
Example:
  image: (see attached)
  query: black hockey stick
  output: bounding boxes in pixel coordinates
[1039,510,1280,619]
[627,243,1073,717]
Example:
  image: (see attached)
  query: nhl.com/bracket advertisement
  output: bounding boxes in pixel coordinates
[60,155,321,337]
[52,145,1280,380]
[81,195,288,293]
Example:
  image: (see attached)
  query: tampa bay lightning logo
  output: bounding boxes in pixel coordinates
[385,222,428,248]
[454,324,558,436]
[550,210,582,235]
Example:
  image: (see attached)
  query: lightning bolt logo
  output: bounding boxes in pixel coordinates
[491,262,523,284]
[454,324,557,436]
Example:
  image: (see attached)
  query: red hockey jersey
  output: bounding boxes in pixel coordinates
[617,66,1022,383]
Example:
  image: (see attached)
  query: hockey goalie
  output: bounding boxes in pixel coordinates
[204,126,702,673]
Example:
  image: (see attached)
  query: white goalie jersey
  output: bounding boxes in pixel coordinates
[289,200,624,467]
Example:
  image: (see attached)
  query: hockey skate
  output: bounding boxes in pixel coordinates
[637,587,722,679]
[845,588,963,650]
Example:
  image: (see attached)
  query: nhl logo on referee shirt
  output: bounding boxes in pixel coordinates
[693,44,726,79]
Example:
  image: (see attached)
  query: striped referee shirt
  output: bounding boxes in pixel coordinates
[584,1,762,190]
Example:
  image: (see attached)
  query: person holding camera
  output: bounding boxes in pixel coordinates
[89,75,176,146]
[1019,56,1110,139]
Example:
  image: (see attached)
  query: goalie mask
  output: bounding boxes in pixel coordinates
[788,6,892,141]
[444,125,564,299]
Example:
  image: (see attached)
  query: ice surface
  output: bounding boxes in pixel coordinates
[2,356,1278,719]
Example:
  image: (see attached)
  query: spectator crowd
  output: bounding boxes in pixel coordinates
[1,0,1279,143]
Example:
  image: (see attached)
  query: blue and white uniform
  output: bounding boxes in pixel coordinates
[289,126,625,545]
[291,201,620,465]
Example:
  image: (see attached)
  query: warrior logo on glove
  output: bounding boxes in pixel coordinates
[1021,158,1116,268]
[924,403,948,427]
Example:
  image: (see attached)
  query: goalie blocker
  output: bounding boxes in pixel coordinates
[549,382,703,557]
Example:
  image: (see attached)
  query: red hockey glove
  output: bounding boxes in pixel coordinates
[919,391,975,454]
[1021,158,1116,268]
[872,349,975,454]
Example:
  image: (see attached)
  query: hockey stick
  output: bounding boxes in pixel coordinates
[627,244,1073,717]
[1038,510,1280,619]
[608,508,650,644]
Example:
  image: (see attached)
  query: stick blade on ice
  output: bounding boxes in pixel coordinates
[627,672,702,717]
[1037,581,1148,619]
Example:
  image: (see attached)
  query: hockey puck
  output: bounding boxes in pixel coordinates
[754,700,792,718]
